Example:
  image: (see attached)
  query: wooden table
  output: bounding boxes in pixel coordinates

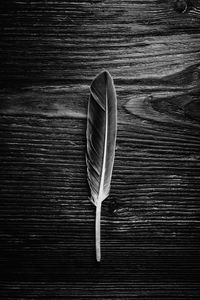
[1,0,200,298]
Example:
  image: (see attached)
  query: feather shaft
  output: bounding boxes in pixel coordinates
[95,202,102,262]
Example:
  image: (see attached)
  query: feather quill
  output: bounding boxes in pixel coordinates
[86,70,117,262]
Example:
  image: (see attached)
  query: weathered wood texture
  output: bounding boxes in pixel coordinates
[1,0,200,298]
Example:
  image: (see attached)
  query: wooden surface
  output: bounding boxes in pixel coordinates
[1,0,200,298]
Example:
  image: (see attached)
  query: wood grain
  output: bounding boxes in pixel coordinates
[0,0,200,298]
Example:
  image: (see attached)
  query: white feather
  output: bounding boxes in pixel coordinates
[86,70,117,261]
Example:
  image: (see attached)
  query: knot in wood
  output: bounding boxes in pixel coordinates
[173,0,188,13]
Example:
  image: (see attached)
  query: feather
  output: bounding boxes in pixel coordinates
[86,70,117,262]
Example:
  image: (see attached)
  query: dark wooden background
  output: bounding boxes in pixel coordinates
[1,0,200,298]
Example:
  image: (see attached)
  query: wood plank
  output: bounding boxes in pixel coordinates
[0,0,200,298]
